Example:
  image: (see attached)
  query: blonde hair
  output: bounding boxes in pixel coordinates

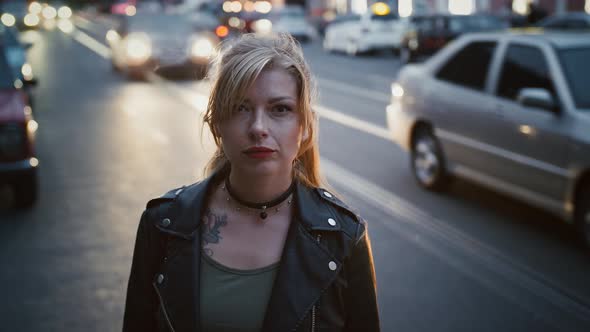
[202,33,325,188]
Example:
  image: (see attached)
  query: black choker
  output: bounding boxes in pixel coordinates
[224,177,295,219]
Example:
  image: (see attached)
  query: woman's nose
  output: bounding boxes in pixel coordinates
[249,109,269,139]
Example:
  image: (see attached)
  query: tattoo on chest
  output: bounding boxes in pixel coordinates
[201,209,228,257]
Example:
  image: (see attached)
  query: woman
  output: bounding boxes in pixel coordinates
[123,33,380,332]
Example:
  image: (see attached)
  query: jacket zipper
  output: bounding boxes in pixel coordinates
[311,233,322,332]
[153,282,176,332]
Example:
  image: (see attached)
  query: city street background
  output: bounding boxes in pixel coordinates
[1,7,590,332]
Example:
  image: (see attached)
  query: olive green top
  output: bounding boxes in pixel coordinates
[200,253,280,332]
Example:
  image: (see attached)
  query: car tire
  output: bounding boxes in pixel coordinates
[411,127,450,191]
[400,47,413,64]
[575,187,590,252]
[111,59,121,72]
[14,173,38,208]
[346,40,359,56]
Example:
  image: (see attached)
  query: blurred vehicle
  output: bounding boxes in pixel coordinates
[268,5,316,42]
[106,13,218,80]
[323,10,402,55]
[0,0,40,30]
[111,0,137,15]
[0,49,38,208]
[399,14,508,63]
[538,12,590,30]
[386,31,590,249]
[0,24,36,106]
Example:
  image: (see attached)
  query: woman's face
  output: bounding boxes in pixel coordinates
[218,67,305,178]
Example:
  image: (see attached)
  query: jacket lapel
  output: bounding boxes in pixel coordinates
[153,177,213,332]
[262,183,345,332]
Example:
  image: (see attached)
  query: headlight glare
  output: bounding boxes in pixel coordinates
[391,83,404,99]
[125,34,152,63]
[1,13,16,27]
[191,38,215,58]
[24,13,40,27]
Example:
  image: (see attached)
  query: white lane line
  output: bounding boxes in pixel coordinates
[322,158,590,326]
[315,105,392,141]
[318,77,390,104]
[72,29,111,59]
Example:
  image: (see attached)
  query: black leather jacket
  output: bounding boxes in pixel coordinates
[123,173,380,332]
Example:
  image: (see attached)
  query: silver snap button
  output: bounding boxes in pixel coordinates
[328,218,336,227]
[175,188,183,195]
[323,191,333,198]
[162,218,171,227]
[156,274,165,284]
[328,261,337,271]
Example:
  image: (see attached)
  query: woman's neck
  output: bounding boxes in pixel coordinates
[227,171,294,204]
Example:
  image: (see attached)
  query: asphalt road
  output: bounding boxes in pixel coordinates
[1,14,589,331]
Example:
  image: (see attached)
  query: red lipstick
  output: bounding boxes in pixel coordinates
[243,146,275,159]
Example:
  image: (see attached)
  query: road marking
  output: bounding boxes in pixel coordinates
[318,77,390,104]
[315,105,392,141]
[72,29,111,59]
[322,158,590,326]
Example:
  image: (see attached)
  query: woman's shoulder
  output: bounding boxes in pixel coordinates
[299,184,368,240]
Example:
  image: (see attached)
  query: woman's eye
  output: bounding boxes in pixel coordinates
[236,104,249,112]
[273,105,292,113]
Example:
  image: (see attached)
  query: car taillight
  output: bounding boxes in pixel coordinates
[0,122,29,162]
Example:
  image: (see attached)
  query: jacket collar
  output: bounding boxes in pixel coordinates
[162,172,344,238]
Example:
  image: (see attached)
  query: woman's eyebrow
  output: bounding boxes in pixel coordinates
[242,96,296,104]
[268,96,296,103]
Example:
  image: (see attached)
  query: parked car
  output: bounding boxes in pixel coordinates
[268,5,317,42]
[0,0,31,30]
[323,11,404,55]
[106,13,218,80]
[0,24,36,106]
[538,12,590,30]
[0,49,38,207]
[399,14,508,63]
[386,31,590,249]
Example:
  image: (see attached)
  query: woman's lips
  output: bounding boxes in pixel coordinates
[243,147,275,159]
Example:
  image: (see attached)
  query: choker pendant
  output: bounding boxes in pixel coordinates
[224,177,295,221]
[260,206,268,220]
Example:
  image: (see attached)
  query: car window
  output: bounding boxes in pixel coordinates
[0,52,15,88]
[371,14,397,21]
[436,41,497,91]
[333,15,360,24]
[128,14,193,35]
[566,19,590,29]
[541,17,567,28]
[496,44,555,102]
[558,47,590,110]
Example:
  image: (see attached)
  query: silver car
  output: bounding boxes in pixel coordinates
[107,13,218,80]
[386,32,590,249]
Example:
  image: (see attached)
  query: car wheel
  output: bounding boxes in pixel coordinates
[111,59,121,72]
[575,188,590,251]
[400,47,413,64]
[411,127,450,191]
[346,40,359,56]
[14,173,38,208]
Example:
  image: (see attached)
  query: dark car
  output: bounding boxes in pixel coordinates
[538,12,590,30]
[0,49,38,208]
[399,14,508,63]
[0,24,36,106]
